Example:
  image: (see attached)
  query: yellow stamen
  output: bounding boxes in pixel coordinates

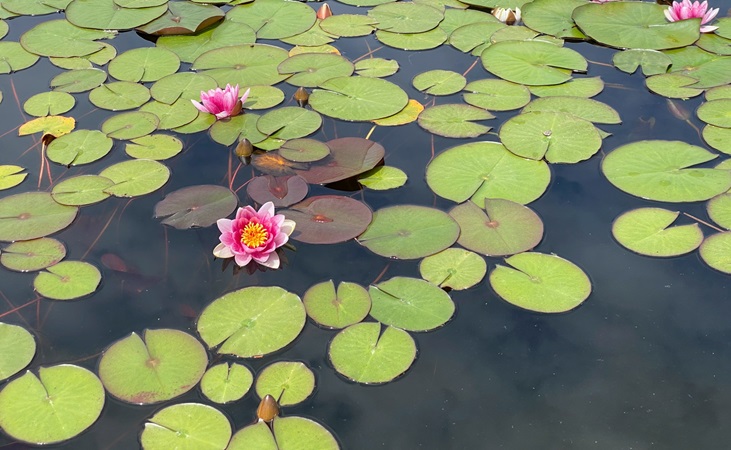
[241,222,268,248]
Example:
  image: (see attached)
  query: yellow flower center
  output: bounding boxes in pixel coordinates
[241,222,268,248]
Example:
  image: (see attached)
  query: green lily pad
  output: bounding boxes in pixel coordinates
[18,115,75,137]
[280,20,337,47]
[500,111,602,163]
[703,125,731,155]
[438,7,495,36]
[354,58,399,77]
[246,175,308,208]
[0,20,5,38]
[0,165,27,190]
[426,141,550,205]
[706,85,731,101]
[99,329,208,404]
[48,42,117,70]
[51,175,114,206]
[369,2,443,34]
[645,73,704,99]
[329,323,416,384]
[697,99,731,128]
[612,49,672,76]
[90,82,151,111]
[413,70,466,96]
[283,195,372,245]
[137,1,224,35]
[108,47,180,83]
[256,107,322,141]
[154,185,237,229]
[209,114,263,146]
[522,96,621,124]
[572,2,699,50]
[65,0,167,30]
[228,416,339,450]
[23,91,74,116]
[243,85,285,110]
[489,252,591,313]
[448,21,505,55]
[665,46,731,89]
[228,421,277,450]
[358,205,459,259]
[376,27,448,51]
[373,99,424,126]
[101,111,159,139]
[1,237,66,272]
[192,43,289,87]
[521,0,587,39]
[149,72,217,104]
[156,18,256,63]
[1,0,71,16]
[463,79,530,111]
[369,276,454,332]
[0,192,77,242]
[33,260,101,300]
[200,363,253,404]
[0,323,35,381]
[320,14,377,37]
[700,232,731,274]
[47,129,113,166]
[226,0,315,39]
[278,53,354,88]
[419,248,486,290]
[303,280,371,329]
[125,134,183,160]
[310,76,408,121]
[612,208,703,257]
[279,138,329,163]
[295,137,384,184]
[481,40,587,86]
[20,20,114,58]
[0,365,104,445]
[418,104,493,138]
[602,140,731,202]
[140,99,198,130]
[708,192,731,230]
[50,68,107,93]
[197,286,306,358]
[174,111,216,134]
[99,159,170,197]
[529,76,604,98]
[141,403,232,450]
[358,166,407,190]
[255,361,315,406]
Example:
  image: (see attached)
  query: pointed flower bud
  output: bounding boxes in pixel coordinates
[294,86,310,107]
[317,3,332,20]
[256,394,280,422]
[492,7,521,25]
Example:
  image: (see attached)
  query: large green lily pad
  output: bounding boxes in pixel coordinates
[0,192,77,242]
[369,2,444,34]
[20,20,115,58]
[309,76,408,121]
[192,44,289,87]
[65,0,167,30]
[226,0,315,39]
[99,159,170,197]
[481,40,587,86]
[369,276,454,332]
[108,47,180,82]
[156,18,256,63]
[612,208,703,257]
[141,403,232,450]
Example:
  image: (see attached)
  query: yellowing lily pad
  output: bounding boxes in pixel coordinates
[18,115,75,138]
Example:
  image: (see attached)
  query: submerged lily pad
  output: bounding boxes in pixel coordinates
[154,185,237,229]
[700,232,731,274]
[46,130,113,166]
[358,205,459,259]
[0,365,104,445]
[0,192,77,242]
[1,238,66,272]
[602,140,731,202]
[419,248,486,290]
[141,403,232,450]
[51,175,114,206]
[370,276,454,332]
[490,252,591,313]
[329,323,416,384]
[197,287,306,358]
[303,280,371,329]
[0,323,35,381]
[247,175,308,208]
[283,196,372,245]
[200,363,253,405]
[255,361,315,406]
[418,104,493,138]
[309,76,408,121]
[33,260,101,300]
[612,208,703,257]
[481,40,587,86]
[99,329,208,404]
[99,159,170,197]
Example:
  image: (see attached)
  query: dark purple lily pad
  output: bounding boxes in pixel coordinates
[246,175,308,208]
[295,137,384,185]
[154,185,238,229]
[282,196,372,244]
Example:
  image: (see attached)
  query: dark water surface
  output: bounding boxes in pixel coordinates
[2,3,731,449]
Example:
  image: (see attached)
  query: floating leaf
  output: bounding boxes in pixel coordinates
[419,248,486,290]
[157,19,256,63]
[246,175,308,208]
[358,166,407,190]
[376,27,448,51]
[310,76,408,122]
[303,280,371,329]
[50,68,107,93]
[612,208,703,257]
[320,14,377,37]
[23,91,74,116]
[0,323,35,381]
[521,0,587,39]
[463,79,530,111]
[354,58,399,77]
[602,140,731,202]
[137,1,225,35]
[20,20,114,58]
[125,134,183,160]
[108,47,180,82]
[0,165,27,190]
[192,43,290,87]
[46,130,113,166]
[228,422,277,450]
[1,238,66,272]
[665,46,731,89]
[697,99,731,128]
[0,192,77,242]
[358,205,459,259]
[481,40,587,86]
[141,403,232,450]
[18,115,75,138]
[645,73,703,99]
[700,232,731,274]
[490,252,591,313]
[1,0,71,16]
[243,85,285,110]
[278,53,354,87]
[412,70,466,96]
[89,81,151,111]
[370,277,454,332]
[612,49,672,76]
[226,0,316,39]
[295,137,384,185]
[99,329,208,404]
[197,286,306,358]
[65,0,167,30]
[329,323,416,384]
[49,42,116,69]
[522,97,621,125]
[529,76,604,98]
[255,361,315,406]
[418,104,493,138]
[228,416,339,450]
[280,20,337,47]
[140,99,198,130]
[372,99,424,126]
[703,125,731,155]
[706,85,731,101]
[283,195,372,245]
[99,159,170,197]
[369,2,444,34]
[154,185,238,229]
[256,107,322,141]
[0,42,30,73]
[51,175,114,206]
[149,72,217,104]
[707,192,731,230]
[101,111,159,139]
[0,365,104,445]
[33,260,101,300]
[279,138,329,163]
[200,363,253,404]
[448,22,505,54]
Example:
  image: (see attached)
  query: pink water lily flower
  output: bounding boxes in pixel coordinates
[665,0,719,33]
[213,202,295,269]
[191,84,250,120]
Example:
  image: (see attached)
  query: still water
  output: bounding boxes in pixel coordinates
[2,2,731,449]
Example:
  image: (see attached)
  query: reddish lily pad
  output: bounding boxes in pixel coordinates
[246,175,308,208]
[154,185,238,229]
[282,195,373,245]
[0,192,77,242]
[295,137,384,184]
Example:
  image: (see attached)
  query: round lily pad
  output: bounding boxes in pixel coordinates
[522,96,621,125]
[0,323,35,381]
[200,363,253,404]
[419,248,486,290]
[697,99,731,128]
[89,81,151,111]
[412,70,466,96]
[358,166,407,190]
[489,252,591,313]
[612,208,703,257]
[665,46,731,90]
[372,99,424,126]
[369,276,454,332]
[49,42,117,70]
[99,159,170,197]
[521,0,587,39]
[65,0,167,30]
[140,99,199,130]
[278,53,354,87]
[369,2,443,34]
[99,329,208,404]
[320,14,377,37]
[47,129,113,166]
[18,115,75,138]
[529,76,604,98]
[256,107,322,141]
[137,1,225,36]
[101,111,159,139]
[358,205,459,259]
[703,125,731,155]
[228,421,277,450]
[354,58,399,77]
[418,104,493,138]
[309,76,408,121]
[141,403,232,450]
[708,192,731,230]
[303,280,371,329]
[154,185,238,229]
[125,134,183,160]
[448,21,505,55]
[602,140,731,202]
[149,72,218,104]
[706,85,731,101]
[192,43,290,87]
[646,73,704,99]
[463,79,531,111]
[0,192,78,242]
[51,175,114,206]
[283,195,372,245]
[612,49,672,76]
[0,165,27,190]
[279,138,330,163]
[247,175,308,208]
[20,19,114,58]
[481,40,587,86]
[450,199,544,256]
[0,364,104,445]
[700,232,731,274]
[33,260,100,300]
[255,361,315,406]
[426,141,551,205]
[1,237,66,272]
[50,68,107,93]
[376,27,448,51]
[226,0,315,39]
[157,19,256,63]
[329,323,416,384]
[108,47,180,82]
[243,85,285,110]
[197,286,306,358]
[271,416,340,450]
[23,91,74,116]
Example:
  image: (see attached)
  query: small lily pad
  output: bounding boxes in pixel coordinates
[463,79,531,111]
[303,280,371,329]
[50,68,107,93]
[108,47,180,82]
[1,238,66,272]
[154,185,238,229]
[0,323,35,381]
[0,192,78,242]
[370,276,454,332]
[707,192,731,230]
[99,159,170,197]
[23,91,75,116]
[88,81,151,111]
[125,134,183,160]
[33,260,101,300]
[46,130,113,166]
[283,196,372,245]
[376,27,448,51]
[700,232,731,274]
[354,58,399,77]
[419,248,486,290]
[646,73,704,99]
[226,0,315,39]
[255,361,315,406]
[703,125,731,155]
[412,70,466,96]
[358,166,407,190]
[101,111,159,140]
[200,363,253,404]
[612,208,703,257]
[418,104,493,138]
[0,165,27,190]
[51,175,114,206]
[149,72,218,104]
[228,416,339,450]
[246,175,308,208]
[279,139,330,163]
[697,99,731,128]
[141,403,232,450]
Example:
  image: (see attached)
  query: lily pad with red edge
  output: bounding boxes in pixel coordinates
[303,280,371,329]
[246,175,308,208]
[0,192,78,242]
[154,185,238,230]
[295,137,384,184]
[357,205,459,259]
[98,329,208,405]
[282,195,372,245]
[1,237,66,272]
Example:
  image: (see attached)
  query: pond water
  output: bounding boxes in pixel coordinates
[2,1,731,449]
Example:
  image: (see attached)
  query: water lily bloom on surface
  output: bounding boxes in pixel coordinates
[665,0,719,32]
[191,84,250,120]
[213,202,295,269]
[492,7,520,25]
